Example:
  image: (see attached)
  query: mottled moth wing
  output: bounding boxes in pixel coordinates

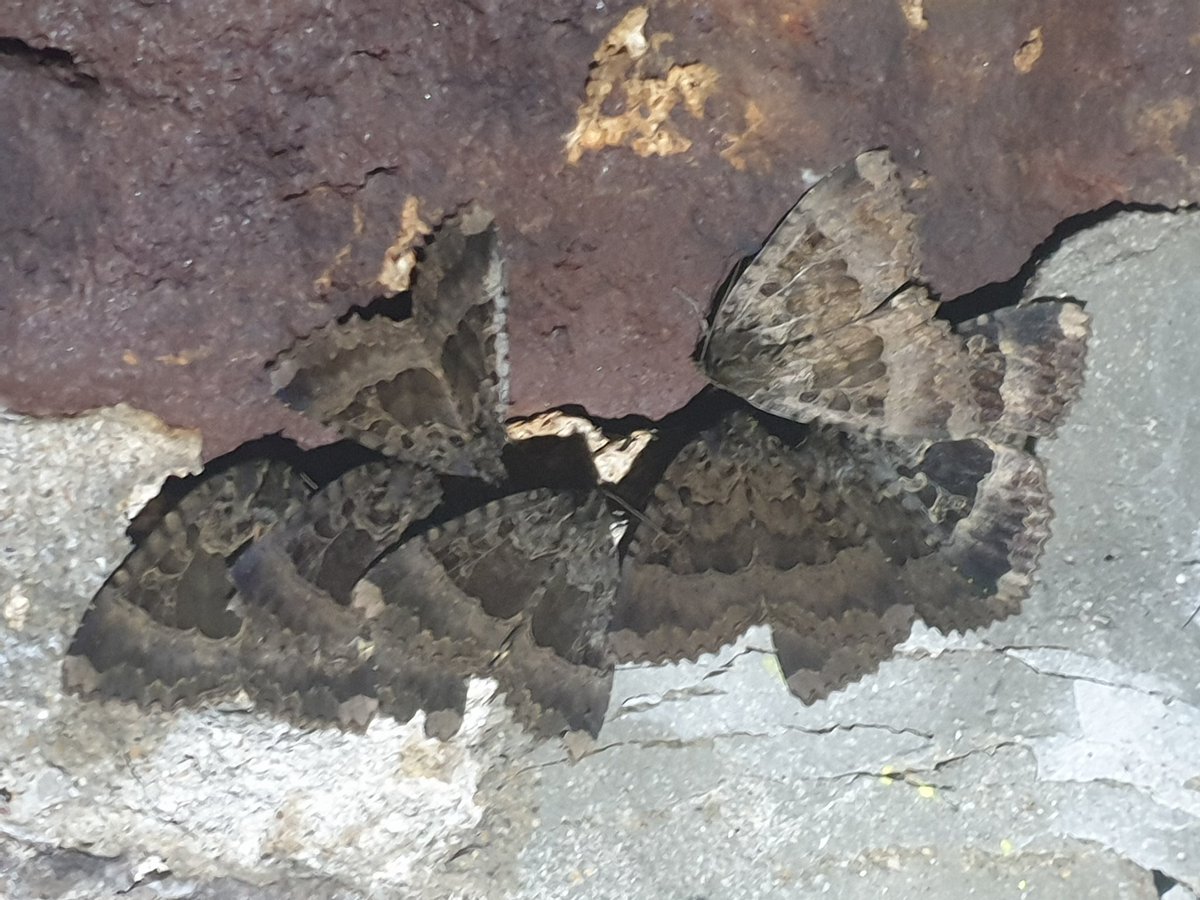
[704,150,1089,442]
[709,150,920,349]
[66,460,460,733]
[361,490,619,737]
[228,462,448,729]
[271,205,509,481]
[63,460,310,707]
[233,461,442,605]
[613,411,1055,703]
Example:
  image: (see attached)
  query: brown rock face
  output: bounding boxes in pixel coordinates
[3,2,1199,457]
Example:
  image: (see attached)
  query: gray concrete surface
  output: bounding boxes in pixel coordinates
[4,209,1200,898]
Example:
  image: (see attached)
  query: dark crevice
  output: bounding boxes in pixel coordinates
[127,384,780,551]
[335,291,414,324]
[203,435,384,487]
[362,165,399,181]
[0,36,99,88]
[0,36,75,66]
[937,200,1177,325]
[1152,869,1179,895]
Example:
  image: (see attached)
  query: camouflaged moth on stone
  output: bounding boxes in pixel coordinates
[616,149,1089,703]
[703,150,1089,443]
[67,460,616,739]
[64,461,444,719]
[64,153,1090,736]
[612,412,1054,701]
[271,204,511,482]
[356,489,618,737]
[64,459,313,707]
[229,477,617,738]
[65,206,620,739]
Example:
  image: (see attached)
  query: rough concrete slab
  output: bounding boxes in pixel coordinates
[4,208,1200,897]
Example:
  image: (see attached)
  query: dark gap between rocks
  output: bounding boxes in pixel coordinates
[334,292,414,325]
[1152,868,1179,895]
[0,36,98,87]
[939,201,1180,324]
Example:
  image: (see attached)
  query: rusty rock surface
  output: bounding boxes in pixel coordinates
[2,1,1200,457]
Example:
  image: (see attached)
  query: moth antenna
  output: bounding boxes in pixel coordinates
[598,486,671,542]
[673,286,704,318]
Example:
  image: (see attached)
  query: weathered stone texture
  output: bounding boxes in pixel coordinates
[3,1,1200,455]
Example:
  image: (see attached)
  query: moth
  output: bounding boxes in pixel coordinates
[65,151,1088,737]
[66,207,619,739]
[613,151,1088,700]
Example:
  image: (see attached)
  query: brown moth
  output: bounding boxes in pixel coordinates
[66,154,1089,737]
[615,150,1088,702]
[271,204,511,482]
[66,208,619,739]
[703,151,1088,443]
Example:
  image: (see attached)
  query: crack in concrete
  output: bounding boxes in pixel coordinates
[782,721,937,741]
[989,646,1179,702]
[902,642,1181,702]
[1003,658,1164,697]
[698,644,777,677]
[610,683,729,718]
[279,166,400,202]
[511,722,941,779]
[808,740,1027,787]
[539,741,1031,832]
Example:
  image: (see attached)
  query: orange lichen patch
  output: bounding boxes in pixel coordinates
[1013,26,1044,74]
[506,411,653,484]
[565,7,719,165]
[721,100,768,172]
[377,195,433,296]
[900,0,929,32]
[155,349,208,366]
[603,6,650,57]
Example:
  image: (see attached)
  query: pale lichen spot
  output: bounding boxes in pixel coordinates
[565,7,719,164]
[1013,27,1044,74]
